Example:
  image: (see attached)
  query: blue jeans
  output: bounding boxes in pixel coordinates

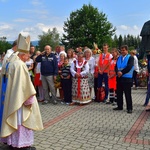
[98,73,109,99]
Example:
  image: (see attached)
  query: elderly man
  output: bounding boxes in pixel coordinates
[0,34,43,150]
[36,45,58,104]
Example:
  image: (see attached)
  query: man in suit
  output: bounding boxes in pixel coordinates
[113,45,134,113]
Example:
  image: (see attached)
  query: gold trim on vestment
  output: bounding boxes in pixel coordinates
[17,49,29,53]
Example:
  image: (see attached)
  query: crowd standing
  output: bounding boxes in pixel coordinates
[24,43,142,113]
[1,42,146,108]
[1,34,150,149]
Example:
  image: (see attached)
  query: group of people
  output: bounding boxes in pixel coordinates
[94,44,135,114]
[0,33,146,149]
[30,43,140,115]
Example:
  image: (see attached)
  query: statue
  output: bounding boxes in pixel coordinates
[139,20,150,59]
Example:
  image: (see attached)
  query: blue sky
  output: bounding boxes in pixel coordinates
[0,0,150,41]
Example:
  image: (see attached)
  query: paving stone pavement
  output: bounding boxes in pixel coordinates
[0,88,150,150]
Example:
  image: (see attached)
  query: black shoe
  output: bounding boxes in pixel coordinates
[112,102,117,106]
[12,147,36,150]
[106,101,112,104]
[113,107,123,110]
[20,146,36,150]
[8,145,14,149]
[42,100,48,105]
[127,110,132,113]
[53,100,57,105]
[146,109,150,112]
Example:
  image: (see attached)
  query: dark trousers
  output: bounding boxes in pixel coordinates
[144,91,150,106]
[132,71,138,87]
[94,77,98,97]
[117,81,133,110]
[61,79,72,103]
[144,82,150,105]
[98,73,109,99]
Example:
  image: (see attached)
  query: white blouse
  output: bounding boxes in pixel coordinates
[70,60,89,77]
[85,56,95,74]
[133,55,139,72]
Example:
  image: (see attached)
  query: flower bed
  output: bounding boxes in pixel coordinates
[137,67,147,87]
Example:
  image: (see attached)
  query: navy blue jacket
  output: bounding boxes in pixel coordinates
[36,53,58,76]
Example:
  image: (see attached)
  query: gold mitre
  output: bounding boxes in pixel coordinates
[17,33,30,53]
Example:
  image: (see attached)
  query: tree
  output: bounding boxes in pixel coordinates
[111,34,118,48]
[111,34,141,52]
[136,35,141,48]
[0,37,12,54]
[38,28,60,51]
[118,35,123,49]
[123,35,127,45]
[61,4,116,49]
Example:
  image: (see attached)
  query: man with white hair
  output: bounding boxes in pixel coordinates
[36,45,58,105]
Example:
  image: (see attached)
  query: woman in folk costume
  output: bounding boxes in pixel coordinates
[0,34,43,150]
[70,52,91,104]
[106,48,119,104]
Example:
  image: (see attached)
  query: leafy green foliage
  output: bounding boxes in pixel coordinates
[38,28,60,51]
[112,34,141,50]
[61,4,116,49]
[0,37,12,54]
